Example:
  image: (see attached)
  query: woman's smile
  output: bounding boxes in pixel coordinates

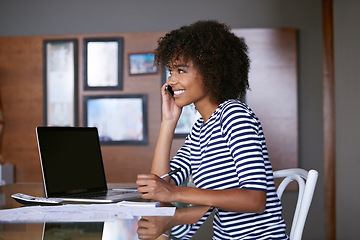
[173,89,185,97]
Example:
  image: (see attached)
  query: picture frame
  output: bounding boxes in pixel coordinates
[161,69,201,138]
[83,37,123,90]
[83,94,148,145]
[43,39,78,127]
[129,53,157,75]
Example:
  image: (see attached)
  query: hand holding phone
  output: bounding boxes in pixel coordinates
[166,85,174,96]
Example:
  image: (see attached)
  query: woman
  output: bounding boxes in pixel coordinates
[136,20,288,239]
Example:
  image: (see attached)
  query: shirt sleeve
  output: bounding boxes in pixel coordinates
[170,135,193,186]
[220,103,267,191]
[170,207,215,239]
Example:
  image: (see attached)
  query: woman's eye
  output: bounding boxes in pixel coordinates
[178,69,185,74]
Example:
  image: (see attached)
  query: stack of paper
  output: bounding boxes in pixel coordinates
[0,201,175,223]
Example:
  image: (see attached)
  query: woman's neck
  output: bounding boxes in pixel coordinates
[195,100,219,122]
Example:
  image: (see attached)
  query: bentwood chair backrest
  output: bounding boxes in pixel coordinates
[273,168,319,240]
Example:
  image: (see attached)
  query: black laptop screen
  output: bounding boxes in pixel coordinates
[36,127,108,197]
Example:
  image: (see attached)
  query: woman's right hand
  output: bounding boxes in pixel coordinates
[161,83,182,123]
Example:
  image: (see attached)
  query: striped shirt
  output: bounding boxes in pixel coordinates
[170,100,288,239]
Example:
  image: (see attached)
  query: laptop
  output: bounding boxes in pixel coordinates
[42,222,104,240]
[42,219,139,239]
[35,126,142,203]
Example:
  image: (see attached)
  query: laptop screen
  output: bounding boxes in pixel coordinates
[36,127,108,197]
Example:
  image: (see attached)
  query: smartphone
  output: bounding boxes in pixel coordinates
[166,85,174,96]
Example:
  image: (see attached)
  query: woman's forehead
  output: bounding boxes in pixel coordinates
[169,57,193,68]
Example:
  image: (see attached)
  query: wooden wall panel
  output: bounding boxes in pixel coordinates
[322,0,336,238]
[0,29,297,183]
[0,36,44,182]
[232,29,298,172]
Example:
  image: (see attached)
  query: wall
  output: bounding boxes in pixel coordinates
[0,0,328,239]
[0,28,298,184]
[0,32,166,183]
[334,0,360,238]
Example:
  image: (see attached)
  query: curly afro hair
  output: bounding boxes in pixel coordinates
[154,20,250,104]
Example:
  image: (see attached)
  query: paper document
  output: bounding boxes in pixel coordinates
[118,200,160,207]
[127,206,176,217]
[0,203,176,223]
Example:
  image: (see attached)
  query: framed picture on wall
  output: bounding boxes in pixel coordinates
[129,53,157,75]
[83,94,148,145]
[161,69,201,138]
[43,39,78,127]
[83,37,123,90]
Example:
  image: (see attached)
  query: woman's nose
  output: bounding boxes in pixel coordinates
[166,75,177,85]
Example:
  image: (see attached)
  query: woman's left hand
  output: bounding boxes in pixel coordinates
[136,174,177,202]
[137,215,173,240]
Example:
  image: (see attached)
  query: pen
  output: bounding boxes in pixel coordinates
[160,167,181,179]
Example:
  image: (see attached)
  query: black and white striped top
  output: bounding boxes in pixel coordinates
[170,100,288,239]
